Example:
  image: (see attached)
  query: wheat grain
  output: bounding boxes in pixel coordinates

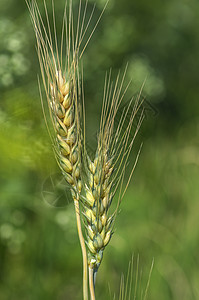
[50,69,82,194]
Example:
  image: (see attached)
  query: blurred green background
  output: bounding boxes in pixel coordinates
[0,0,199,299]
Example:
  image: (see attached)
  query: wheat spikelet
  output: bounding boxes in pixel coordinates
[84,139,113,268]
[50,68,82,194]
[83,69,145,275]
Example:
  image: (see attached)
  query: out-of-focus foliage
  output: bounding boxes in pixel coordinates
[0,0,199,299]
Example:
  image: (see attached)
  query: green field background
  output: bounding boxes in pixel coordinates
[0,0,199,299]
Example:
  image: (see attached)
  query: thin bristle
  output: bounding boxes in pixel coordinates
[115,255,154,300]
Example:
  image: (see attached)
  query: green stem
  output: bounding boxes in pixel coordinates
[89,265,96,300]
[74,198,88,300]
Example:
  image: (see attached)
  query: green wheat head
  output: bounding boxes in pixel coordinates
[83,70,144,272]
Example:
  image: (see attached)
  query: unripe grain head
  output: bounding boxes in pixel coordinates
[83,69,145,270]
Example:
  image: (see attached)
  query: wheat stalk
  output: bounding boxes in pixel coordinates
[27,1,145,299]
[83,69,145,299]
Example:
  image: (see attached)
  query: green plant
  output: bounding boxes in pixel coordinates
[27,1,147,299]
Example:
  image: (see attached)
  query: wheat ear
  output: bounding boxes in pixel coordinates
[25,0,96,298]
[83,69,145,299]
